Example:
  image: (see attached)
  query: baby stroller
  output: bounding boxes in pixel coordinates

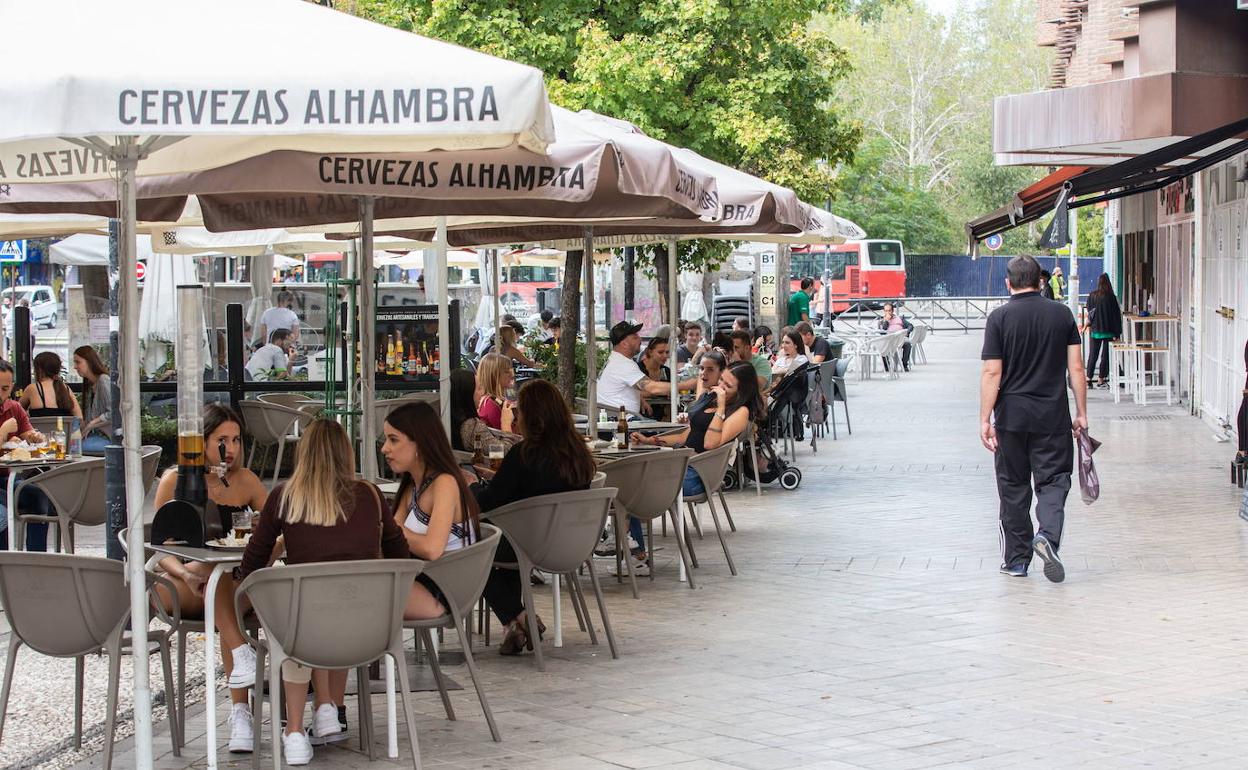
[722,363,807,491]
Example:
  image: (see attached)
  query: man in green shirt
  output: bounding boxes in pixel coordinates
[730,330,771,392]
[788,277,815,325]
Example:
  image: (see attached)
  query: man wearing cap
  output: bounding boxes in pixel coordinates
[599,321,695,416]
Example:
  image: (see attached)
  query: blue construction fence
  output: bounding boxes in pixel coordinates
[906,254,1106,298]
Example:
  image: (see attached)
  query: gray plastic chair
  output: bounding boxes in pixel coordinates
[600,449,696,595]
[239,399,312,482]
[830,358,852,439]
[403,524,502,741]
[237,559,428,770]
[0,552,181,769]
[13,456,107,553]
[684,442,739,577]
[256,392,311,410]
[484,488,621,672]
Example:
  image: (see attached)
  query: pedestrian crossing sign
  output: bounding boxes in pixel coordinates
[0,240,27,263]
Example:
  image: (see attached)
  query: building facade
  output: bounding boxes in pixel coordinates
[992,0,1248,436]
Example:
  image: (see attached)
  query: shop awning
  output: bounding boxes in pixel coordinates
[967,115,1248,253]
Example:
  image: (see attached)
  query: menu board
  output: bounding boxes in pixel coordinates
[375,301,459,387]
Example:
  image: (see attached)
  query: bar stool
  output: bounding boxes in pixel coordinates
[1109,342,1139,404]
[1136,345,1172,405]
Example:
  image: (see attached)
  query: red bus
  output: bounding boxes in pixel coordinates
[789,239,906,316]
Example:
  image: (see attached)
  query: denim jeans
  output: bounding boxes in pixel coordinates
[628,516,646,555]
[0,484,53,551]
[82,433,109,456]
[682,466,705,497]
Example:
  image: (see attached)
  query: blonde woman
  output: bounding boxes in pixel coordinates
[236,420,408,765]
[497,324,537,368]
[475,352,517,433]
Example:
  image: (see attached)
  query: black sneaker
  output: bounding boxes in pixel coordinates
[999,563,1028,577]
[1032,535,1065,583]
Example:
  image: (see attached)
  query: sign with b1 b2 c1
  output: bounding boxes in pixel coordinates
[759,251,777,310]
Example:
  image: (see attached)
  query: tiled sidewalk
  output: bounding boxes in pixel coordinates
[52,332,1248,769]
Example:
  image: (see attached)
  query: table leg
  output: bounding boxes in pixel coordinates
[552,573,563,648]
[385,655,398,758]
[204,564,227,770]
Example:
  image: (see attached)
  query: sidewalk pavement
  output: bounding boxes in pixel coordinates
[17,331,1245,769]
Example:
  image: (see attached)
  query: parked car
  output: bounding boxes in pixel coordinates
[2,285,58,329]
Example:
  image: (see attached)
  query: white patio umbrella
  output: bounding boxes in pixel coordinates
[137,254,202,376]
[0,1,555,763]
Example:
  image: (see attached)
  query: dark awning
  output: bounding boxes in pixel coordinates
[967,115,1248,254]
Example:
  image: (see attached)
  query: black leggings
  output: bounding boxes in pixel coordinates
[1087,337,1111,382]
[480,539,524,625]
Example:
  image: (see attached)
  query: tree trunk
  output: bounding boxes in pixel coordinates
[654,247,670,323]
[557,249,585,406]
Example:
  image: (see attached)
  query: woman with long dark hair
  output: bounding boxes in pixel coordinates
[450,368,518,453]
[20,352,82,419]
[632,360,763,498]
[72,345,111,454]
[154,403,269,755]
[1083,272,1123,387]
[474,378,596,654]
[382,402,482,620]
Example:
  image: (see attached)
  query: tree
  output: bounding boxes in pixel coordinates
[352,0,863,398]
[820,0,1053,253]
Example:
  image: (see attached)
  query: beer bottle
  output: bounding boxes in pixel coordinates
[471,435,485,467]
[615,406,628,449]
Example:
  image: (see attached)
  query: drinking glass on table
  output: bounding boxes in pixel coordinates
[486,440,506,471]
[232,509,253,540]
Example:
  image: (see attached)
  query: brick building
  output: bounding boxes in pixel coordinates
[971,0,1248,439]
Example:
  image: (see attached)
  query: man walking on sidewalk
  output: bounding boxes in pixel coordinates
[979,255,1088,582]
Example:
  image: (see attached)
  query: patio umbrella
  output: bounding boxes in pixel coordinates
[137,254,202,376]
[0,1,555,761]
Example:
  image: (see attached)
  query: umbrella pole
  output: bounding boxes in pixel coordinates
[492,249,500,342]
[668,238,678,418]
[116,136,155,770]
[436,217,451,436]
[358,197,377,479]
[584,228,597,432]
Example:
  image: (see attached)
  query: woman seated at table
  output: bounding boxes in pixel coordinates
[381,401,481,620]
[236,419,409,765]
[631,361,764,498]
[472,379,595,654]
[752,326,774,356]
[152,403,268,754]
[20,352,83,419]
[497,323,538,369]
[637,335,672,383]
[692,350,727,401]
[770,331,809,377]
[73,345,112,455]
[0,359,48,552]
[451,368,519,453]
[476,352,517,433]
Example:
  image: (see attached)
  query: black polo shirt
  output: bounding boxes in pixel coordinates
[808,336,833,362]
[981,291,1081,433]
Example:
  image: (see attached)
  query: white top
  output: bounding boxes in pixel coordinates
[403,476,471,553]
[597,350,644,414]
[259,306,300,336]
[772,353,808,375]
[245,343,289,381]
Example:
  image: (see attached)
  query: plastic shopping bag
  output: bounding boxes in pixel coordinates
[1077,428,1102,505]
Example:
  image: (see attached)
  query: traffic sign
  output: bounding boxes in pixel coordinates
[984,233,1003,251]
[0,240,27,263]
[136,261,146,282]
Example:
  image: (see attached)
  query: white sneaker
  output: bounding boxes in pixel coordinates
[227,644,256,689]
[282,730,314,766]
[227,703,253,754]
[613,556,651,578]
[308,702,346,745]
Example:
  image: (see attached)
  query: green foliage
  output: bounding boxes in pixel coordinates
[820,0,1053,252]
[352,0,861,243]
[523,329,609,399]
[1076,206,1105,258]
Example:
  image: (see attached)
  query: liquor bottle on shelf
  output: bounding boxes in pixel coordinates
[420,342,430,375]
[385,334,395,374]
[407,343,417,376]
[431,343,441,375]
[393,336,405,375]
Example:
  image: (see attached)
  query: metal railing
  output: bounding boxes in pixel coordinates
[829,295,1088,333]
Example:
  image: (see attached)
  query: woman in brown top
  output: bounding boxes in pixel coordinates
[237,419,407,765]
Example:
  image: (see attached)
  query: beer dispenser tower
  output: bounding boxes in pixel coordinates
[173,284,207,506]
